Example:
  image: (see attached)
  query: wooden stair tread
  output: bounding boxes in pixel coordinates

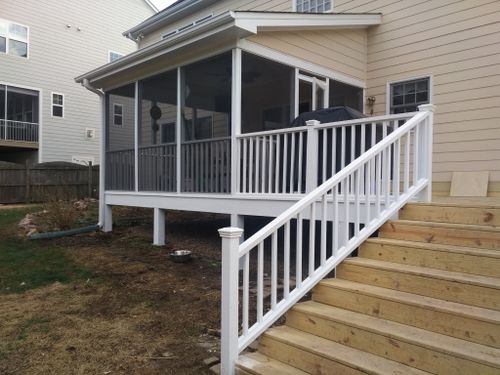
[291,301,500,368]
[262,326,431,375]
[317,278,500,324]
[383,219,500,233]
[236,352,308,375]
[342,257,500,289]
[406,201,500,210]
[365,237,500,259]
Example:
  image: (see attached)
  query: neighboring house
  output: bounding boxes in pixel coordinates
[77,1,500,374]
[0,0,157,165]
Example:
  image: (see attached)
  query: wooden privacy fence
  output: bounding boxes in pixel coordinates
[0,161,99,204]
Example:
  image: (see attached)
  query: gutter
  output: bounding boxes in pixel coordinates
[82,79,106,230]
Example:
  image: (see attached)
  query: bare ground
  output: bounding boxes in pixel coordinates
[0,210,229,375]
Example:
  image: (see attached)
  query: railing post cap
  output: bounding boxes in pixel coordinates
[218,227,244,238]
[418,104,436,112]
[305,119,320,126]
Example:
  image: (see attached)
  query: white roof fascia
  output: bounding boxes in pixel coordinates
[76,11,237,84]
[233,12,382,33]
[77,11,381,84]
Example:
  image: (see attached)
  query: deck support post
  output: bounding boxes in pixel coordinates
[219,227,244,375]
[153,208,166,246]
[103,204,113,232]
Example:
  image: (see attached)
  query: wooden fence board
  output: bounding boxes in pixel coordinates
[0,161,99,204]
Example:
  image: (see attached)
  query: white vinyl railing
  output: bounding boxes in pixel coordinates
[236,113,415,195]
[0,119,39,143]
[219,105,435,374]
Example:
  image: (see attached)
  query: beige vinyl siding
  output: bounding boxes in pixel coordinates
[0,0,154,163]
[334,0,500,187]
[246,29,368,82]
[139,0,292,48]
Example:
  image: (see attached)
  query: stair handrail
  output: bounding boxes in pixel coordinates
[219,104,435,374]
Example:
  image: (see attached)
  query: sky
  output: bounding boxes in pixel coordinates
[150,0,177,10]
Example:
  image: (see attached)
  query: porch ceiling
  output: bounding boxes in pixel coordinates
[75,11,381,90]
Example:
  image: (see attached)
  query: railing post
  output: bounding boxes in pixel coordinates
[219,226,243,375]
[305,120,320,193]
[418,104,436,202]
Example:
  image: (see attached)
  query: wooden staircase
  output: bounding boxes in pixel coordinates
[236,201,500,374]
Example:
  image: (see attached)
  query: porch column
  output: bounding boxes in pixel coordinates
[231,48,242,194]
[103,204,113,232]
[134,81,139,192]
[176,67,182,193]
[153,208,166,246]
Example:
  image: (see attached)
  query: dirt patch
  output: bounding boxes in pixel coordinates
[0,210,229,374]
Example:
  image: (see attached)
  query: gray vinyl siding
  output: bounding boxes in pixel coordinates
[0,0,155,163]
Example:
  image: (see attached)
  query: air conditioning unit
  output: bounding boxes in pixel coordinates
[85,128,96,139]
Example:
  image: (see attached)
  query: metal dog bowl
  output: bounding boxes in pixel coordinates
[170,250,192,263]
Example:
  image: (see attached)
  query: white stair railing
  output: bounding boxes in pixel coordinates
[219,104,435,374]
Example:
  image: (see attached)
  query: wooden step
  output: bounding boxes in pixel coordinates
[287,301,500,375]
[400,203,500,227]
[259,325,430,375]
[337,258,500,310]
[379,220,500,250]
[360,238,500,277]
[313,279,500,348]
[236,352,308,375]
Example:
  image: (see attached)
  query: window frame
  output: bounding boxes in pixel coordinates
[293,0,333,13]
[51,92,65,118]
[386,75,432,114]
[0,18,29,58]
[112,103,124,126]
[108,50,124,63]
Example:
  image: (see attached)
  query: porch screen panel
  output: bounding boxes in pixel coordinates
[106,83,135,191]
[181,52,232,193]
[138,70,177,192]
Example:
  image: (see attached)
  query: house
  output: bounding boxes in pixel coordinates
[0,0,157,165]
[76,1,500,374]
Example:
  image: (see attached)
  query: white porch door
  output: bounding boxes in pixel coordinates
[296,72,329,116]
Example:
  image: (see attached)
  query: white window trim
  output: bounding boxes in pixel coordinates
[113,103,124,126]
[108,50,124,63]
[292,0,334,13]
[51,92,65,118]
[0,18,30,59]
[386,75,433,115]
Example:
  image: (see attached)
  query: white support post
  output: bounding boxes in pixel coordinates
[418,104,436,202]
[305,120,320,193]
[153,208,166,246]
[219,227,244,375]
[231,48,242,195]
[176,67,182,193]
[134,81,139,192]
[103,204,113,233]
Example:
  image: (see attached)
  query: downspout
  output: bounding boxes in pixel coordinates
[82,78,105,229]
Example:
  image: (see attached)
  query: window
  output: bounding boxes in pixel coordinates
[0,18,28,57]
[52,93,64,117]
[295,0,332,12]
[390,77,430,114]
[109,51,124,62]
[113,103,123,126]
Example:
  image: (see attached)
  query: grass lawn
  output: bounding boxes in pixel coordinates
[0,205,226,374]
[0,206,93,294]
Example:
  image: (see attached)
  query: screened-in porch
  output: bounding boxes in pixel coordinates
[104,49,365,195]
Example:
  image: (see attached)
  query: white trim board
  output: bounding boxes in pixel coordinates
[238,39,365,89]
